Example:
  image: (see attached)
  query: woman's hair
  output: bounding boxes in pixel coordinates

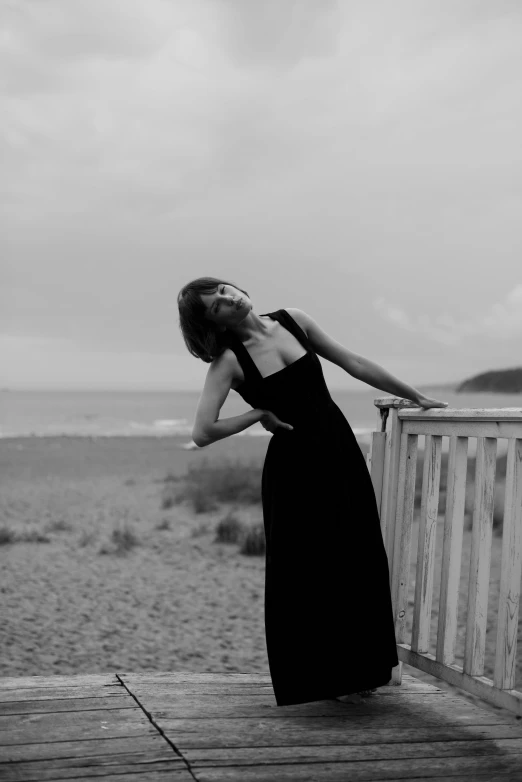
[177,276,250,363]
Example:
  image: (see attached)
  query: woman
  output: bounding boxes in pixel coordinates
[177,276,447,707]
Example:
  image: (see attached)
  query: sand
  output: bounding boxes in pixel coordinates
[1,436,270,678]
[1,434,520,723]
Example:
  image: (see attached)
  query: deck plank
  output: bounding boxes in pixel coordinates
[1,672,522,782]
[0,696,135,716]
[0,673,187,781]
[133,692,515,721]
[184,757,522,781]
[183,738,522,764]
[1,734,170,762]
[0,686,127,704]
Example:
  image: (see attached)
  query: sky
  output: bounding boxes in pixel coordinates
[2,0,521,391]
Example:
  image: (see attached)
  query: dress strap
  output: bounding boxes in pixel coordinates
[222,330,264,385]
[268,309,313,353]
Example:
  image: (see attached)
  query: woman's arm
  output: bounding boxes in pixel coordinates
[192,351,264,447]
[287,308,447,408]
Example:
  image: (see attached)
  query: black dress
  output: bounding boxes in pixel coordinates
[224,309,399,706]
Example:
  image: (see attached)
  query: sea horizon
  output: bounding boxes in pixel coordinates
[1,386,520,441]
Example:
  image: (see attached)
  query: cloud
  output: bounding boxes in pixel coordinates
[373,285,522,344]
[2,1,522,388]
[217,0,340,69]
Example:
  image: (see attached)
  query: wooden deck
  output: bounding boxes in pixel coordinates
[2,673,522,781]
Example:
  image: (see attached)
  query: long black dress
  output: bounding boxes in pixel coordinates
[224,309,399,706]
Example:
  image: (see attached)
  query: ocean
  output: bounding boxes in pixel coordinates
[1,388,521,442]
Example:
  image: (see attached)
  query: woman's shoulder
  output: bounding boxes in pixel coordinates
[279,307,310,337]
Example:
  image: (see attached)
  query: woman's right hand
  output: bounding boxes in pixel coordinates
[415,395,449,409]
[259,410,294,433]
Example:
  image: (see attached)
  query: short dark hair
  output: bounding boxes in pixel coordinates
[177,276,250,363]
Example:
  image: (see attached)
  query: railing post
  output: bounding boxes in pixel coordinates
[373,397,420,686]
[374,399,417,580]
[367,406,386,521]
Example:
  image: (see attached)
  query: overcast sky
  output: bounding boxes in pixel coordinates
[2,0,521,391]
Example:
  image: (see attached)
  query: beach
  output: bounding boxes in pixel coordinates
[1,435,271,678]
[1,432,520,723]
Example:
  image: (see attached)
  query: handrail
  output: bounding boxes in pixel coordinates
[367,397,522,717]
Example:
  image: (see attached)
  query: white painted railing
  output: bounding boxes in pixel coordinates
[368,397,522,717]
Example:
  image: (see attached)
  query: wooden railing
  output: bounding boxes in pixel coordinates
[367,397,522,717]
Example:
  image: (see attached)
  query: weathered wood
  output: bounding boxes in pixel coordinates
[116,681,440,700]
[374,397,420,409]
[0,708,155,739]
[367,430,386,519]
[402,419,522,438]
[117,673,421,687]
[465,436,497,677]
[390,433,418,685]
[0,696,134,716]
[494,437,522,691]
[1,721,158,747]
[412,434,442,654]
[2,672,522,782]
[397,645,522,717]
[382,776,522,782]
[374,399,522,719]
[0,768,190,782]
[118,672,273,684]
[183,738,522,765]
[399,407,522,421]
[126,688,512,728]
[380,407,403,574]
[0,674,118,690]
[0,733,170,762]
[391,433,418,630]
[0,759,187,782]
[437,435,468,665]
[170,756,522,781]
[0,685,127,704]
[141,695,517,725]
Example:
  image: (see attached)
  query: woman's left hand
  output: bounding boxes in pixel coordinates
[414,395,449,409]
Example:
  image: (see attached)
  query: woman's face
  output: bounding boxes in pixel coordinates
[200,283,251,329]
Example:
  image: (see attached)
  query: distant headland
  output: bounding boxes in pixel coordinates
[457,367,522,393]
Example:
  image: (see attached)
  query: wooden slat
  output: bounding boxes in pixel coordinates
[0,695,135,716]
[0,674,119,690]
[380,407,403,571]
[139,694,518,726]
[183,738,522,765]
[366,430,386,520]
[0,707,155,738]
[436,436,468,665]
[464,437,497,677]
[118,672,274,684]
[170,755,522,780]
[402,419,522,438]
[158,708,522,747]
[0,733,171,762]
[0,685,126,703]
[390,433,418,685]
[494,437,522,690]
[412,434,442,654]
[397,644,522,718]
[398,407,522,421]
[0,769,190,782]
